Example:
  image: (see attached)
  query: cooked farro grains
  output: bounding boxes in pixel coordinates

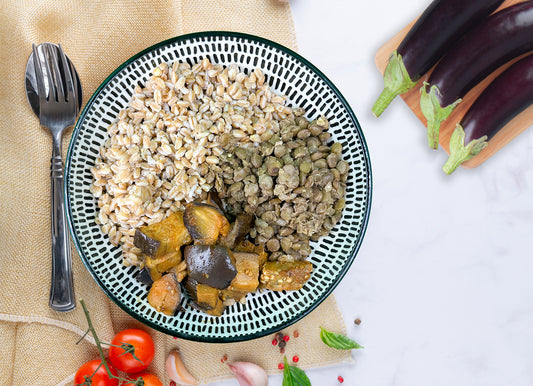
[90,58,299,266]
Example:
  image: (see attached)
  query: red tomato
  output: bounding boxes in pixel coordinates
[123,372,163,386]
[74,359,118,386]
[108,328,155,373]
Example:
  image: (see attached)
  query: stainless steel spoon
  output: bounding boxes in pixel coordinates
[25,43,83,312]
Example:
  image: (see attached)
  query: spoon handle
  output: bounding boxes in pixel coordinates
[49,143,76,312]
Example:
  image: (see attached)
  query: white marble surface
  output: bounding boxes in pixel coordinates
[216,0,533,385]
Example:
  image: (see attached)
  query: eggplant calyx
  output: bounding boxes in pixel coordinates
[442,124,488,175]
[372,51,417,117]
[420,83,461,149]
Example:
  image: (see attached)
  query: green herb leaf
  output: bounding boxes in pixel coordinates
[282,357,312,386]
[320,327,364,350]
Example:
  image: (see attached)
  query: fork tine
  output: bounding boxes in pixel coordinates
[32,43,46,102]
[58,44,75,105]
[46,44,65,102]
[40,44,57,102]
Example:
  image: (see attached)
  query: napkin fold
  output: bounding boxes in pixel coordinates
[0,1,352,384]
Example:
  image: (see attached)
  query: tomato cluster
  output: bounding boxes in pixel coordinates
[74,328,162,386]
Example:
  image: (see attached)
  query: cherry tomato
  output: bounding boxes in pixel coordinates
[108,328,155,373]
[74,359,118,386]
[123,372,163,386]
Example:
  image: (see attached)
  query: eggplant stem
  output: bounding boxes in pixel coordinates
[420,83,461,149]
[442,125,488,174]
[372,88,397,117]
[372,51,417,117]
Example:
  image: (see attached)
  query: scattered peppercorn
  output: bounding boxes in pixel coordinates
[338,375,344,383]
[220,354,228,363]
[292,355,299,363]
[354,318,361,325]
[293,330,300,338]
[278,363,285,370]
[273,331,292,353]
[170,381,177,386]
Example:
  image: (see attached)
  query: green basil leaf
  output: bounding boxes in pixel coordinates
[320,327,364,350]
[282,357,312,386]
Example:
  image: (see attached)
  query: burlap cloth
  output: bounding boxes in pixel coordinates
[0,1,353,385]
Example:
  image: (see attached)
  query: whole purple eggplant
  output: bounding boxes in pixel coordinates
[372,0,504,117]
[421,1,533,149]
[443,53,533,174]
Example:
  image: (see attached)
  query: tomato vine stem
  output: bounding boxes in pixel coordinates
[79,298,145,386]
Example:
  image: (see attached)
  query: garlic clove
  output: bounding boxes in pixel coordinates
[166,349,198,385]
[228,361,268,386]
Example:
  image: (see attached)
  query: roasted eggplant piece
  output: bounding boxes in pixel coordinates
[259,261,313,291]
[219,213,254,249]
[196,284,220,309]
[183,203,230,245]
[168,260,188,283]
[184,245,237,289]
[220,289,248,303]
[183,276,200,302]
[133,267,153,287]
[147,272,181,316]
[204,296,225,317]
[134,212,192,258]
[184,279,227,316]
[234,240,268,267]
[228,252,260,293]
[145,249,182,281]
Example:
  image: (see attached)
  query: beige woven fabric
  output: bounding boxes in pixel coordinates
[0,1,352,385]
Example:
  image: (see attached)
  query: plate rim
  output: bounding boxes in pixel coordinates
[65,30,373,343]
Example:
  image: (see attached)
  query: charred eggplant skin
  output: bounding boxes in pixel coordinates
[184,245,237,289]
[443,53,533,174]
[134,229,160,257]
[421,1,533,148]
[372,0,504,117]
[134,267,154,287]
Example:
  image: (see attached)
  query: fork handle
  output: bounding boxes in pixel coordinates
[49,146,76,312]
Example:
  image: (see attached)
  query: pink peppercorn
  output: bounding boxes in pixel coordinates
[272,338,278,345]
[338,375,344,383]
[278,363,285,370]
[292,355,299,363]
[283,335,290,342]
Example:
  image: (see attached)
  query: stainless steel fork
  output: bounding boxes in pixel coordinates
[31,43,82,312]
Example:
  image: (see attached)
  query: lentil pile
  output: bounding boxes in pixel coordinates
[215,113,348,261]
